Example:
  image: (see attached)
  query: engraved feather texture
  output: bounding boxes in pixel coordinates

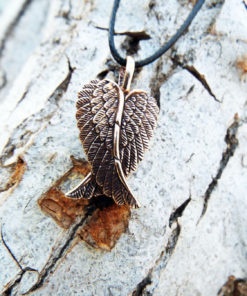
[66,78,159,208]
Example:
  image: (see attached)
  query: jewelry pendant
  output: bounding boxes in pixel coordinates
[66,56,159,208]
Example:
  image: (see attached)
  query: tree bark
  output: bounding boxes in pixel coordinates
[0,0,247,295]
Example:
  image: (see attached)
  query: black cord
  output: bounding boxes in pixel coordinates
[109,0,205,67]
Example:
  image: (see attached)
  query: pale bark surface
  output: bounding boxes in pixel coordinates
[0,0,247,295]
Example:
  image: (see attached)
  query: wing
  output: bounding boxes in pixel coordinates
[66,173,96,199]
[120,91,159,176]
[75,79,141,208]
[76,79,121,195]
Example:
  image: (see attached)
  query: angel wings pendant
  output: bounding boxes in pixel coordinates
[66,57,159,208]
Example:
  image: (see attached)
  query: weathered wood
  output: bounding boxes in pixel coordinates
[0,0,247,295]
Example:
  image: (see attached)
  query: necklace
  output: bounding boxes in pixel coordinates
[66,0,205,208]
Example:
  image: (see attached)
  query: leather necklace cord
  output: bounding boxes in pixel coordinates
[109,0,206,68]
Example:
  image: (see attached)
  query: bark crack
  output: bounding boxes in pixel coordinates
[132,223,181,296]
[0,0,34,57]
[169,197,191,227]
[1,225,38,296]
[2,205,96,296]
[0,57,74,165]
[132,196,192,295]
[0,157,26,193]
[20,205,95,294]
[132,275,152,296]
[149,58,176,108]
[172,56,220,102]
[199,114,240,221]
[183,65,220,102]
[0,69,7,90]
[1,267,39,296]
[131,197,191,295]
[94,26,151,41]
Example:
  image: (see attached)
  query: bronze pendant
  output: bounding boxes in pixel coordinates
[66,56,159,208]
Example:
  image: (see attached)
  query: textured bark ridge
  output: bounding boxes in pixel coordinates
[1,0,247,295]
[66,78,159,208]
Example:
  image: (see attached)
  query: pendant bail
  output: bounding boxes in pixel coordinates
[121,56,135,92]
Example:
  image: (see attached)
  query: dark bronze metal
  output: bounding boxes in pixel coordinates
[66,57,159,208]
